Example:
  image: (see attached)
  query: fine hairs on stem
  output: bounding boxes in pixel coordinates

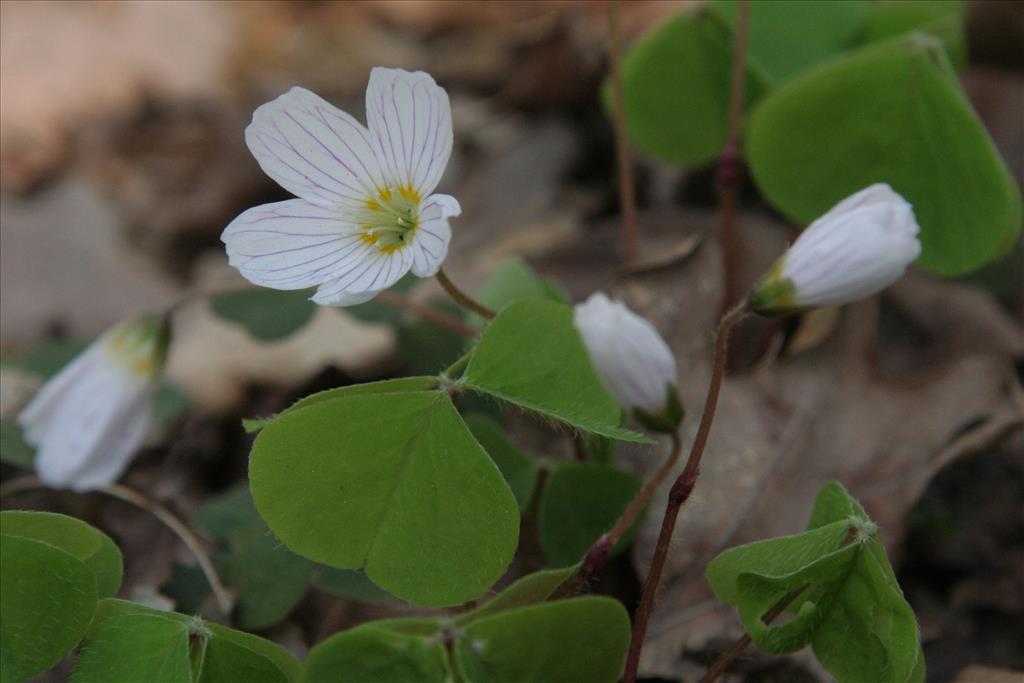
[0,476,232,614]
[717,0,751,313]
[622,302,750,683]
[436,268,495,320]
[606,0,639,267]
[552,430,684,600]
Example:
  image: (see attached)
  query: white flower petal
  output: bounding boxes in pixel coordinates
[222,199,371,290]
[366,67,453,196]
[246,86,387,208]
[62,399,154,492]
[780,184,921,309]
[18,341,107,445]
[311,249,414,305]
[33,361,146,490]
[312,287,382,307]
[574,293,677,415]
[409,194,459,277]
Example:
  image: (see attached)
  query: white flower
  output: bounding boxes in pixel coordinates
[751,183,921,316]
[574,293,680,428]
[222,68,460,307]
[18,317,169,492]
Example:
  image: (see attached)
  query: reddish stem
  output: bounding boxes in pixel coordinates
[377,291,477,338]
[717,0,750,314]
[622,303,749,683]
[606,0,639,267]
[435,268,495,320]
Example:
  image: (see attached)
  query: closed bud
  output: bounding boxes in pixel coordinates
[574,293,682,432]
[18,315,170,492]
[750,183,921,317]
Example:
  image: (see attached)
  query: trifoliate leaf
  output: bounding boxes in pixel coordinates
[210,289,316,342]
[464,414,540,511]
[249,391,519,606]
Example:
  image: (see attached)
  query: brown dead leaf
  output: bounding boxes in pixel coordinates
[952,665,1024,683]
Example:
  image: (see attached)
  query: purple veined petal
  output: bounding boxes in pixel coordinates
[312,286,382,307]
[222,199,374,291]
[365,67,453,197]
[409,193,458,277]
[246,87,388,209]
[312,247,415,303]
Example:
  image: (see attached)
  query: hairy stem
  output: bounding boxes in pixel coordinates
[606,0,639,266]
[377,291,478,337]
[436,269,495,320]
[717,0,750,313]
[0,475,232,614]
[622,303,750,683]
[553,430,684,599]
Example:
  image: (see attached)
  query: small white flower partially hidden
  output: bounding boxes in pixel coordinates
[222,67,460,306]
[750,183,921,316]
[18,316,170,492]
[574,293,682,433]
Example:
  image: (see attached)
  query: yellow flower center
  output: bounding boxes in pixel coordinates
[359,184,421,254]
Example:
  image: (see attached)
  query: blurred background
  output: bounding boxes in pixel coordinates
[1,2,1021,681]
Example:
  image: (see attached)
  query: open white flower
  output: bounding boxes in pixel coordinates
[222,68,460,306]
[574,293,681,431]
[18,317,169,492]
[751,183,921,316]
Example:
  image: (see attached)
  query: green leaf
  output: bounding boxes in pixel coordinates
[713,0,868,86]
[462,300,648,442]
[223,524,312,630]
[312,567,397,604]
[1,511,123,599]
[454,597,631,683]
[464,414,539,511]
[0,419,35,468]
[456,565,579,626]
[301,623,451,683]
[245,377,439,432]
[1,534,98,682]
[583,430,618,465]
[539,462,643,567]
[706,483,922,683]
[615,6,768,166]
[195,486,312,629]
[470,257,566,328]
[249,391,519,606]
[154,384,190,427]
[746,34,1023,276]
[210,289,316,342]
[861,0,966,69]
[72,599,300,683]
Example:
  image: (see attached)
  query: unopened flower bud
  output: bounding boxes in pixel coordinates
[574,293,682,432]
[18,315,170,492]
[750,183,921,316]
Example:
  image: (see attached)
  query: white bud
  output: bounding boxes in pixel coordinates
[18,316,170,492]
[574,293,679,421]
[751,183,921,316]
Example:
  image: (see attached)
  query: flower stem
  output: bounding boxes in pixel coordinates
[606,0,639,267]
[717,0,750,313]
[622,302,750,683]
[552,429,684,599]
[0,475,232,614]
[436,269,495,320]
[377,291,478,338]
[699,585,807,683]
[608,430,682,546]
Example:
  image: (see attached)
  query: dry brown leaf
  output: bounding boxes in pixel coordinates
[952,665,1024,683]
